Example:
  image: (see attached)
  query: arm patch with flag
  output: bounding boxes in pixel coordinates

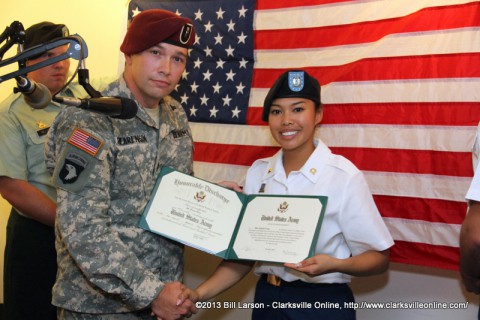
[68,128,104,156]
[52,127,106,193]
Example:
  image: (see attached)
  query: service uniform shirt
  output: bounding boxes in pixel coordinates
[0,85,86,206]
[45,77,194,313]
[466,123,480,201]
[245,139,394,284]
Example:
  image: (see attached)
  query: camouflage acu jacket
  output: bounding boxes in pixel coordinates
[45,77,193,313]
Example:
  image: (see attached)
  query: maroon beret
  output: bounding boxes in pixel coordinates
[120,9,195,54]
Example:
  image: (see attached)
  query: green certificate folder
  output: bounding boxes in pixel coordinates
[139,166,327,263]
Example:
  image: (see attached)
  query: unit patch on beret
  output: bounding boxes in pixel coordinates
[180,23,194,45]
[288,71,305,92]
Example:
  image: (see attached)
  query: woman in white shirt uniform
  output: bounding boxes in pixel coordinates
[180,70,394,320]
[460,124,480,320]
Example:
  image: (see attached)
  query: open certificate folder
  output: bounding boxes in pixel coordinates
[139,166,327,263]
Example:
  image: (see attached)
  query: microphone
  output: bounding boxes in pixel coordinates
[53,96,138,120]
[15,76,52,109]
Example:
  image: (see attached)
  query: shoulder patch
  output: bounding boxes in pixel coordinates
[59,153,88,184]
[68,128,103,156]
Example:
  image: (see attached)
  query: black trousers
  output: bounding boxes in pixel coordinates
[3,208,57,320]
[252,274,356,320]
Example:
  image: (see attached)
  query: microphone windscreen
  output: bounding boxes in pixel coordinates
[116,98,138,120]
[23,83,52,109]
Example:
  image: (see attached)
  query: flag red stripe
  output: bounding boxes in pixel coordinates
[323,103,480,126]
[194,142,278,167]
[251,53,480,90]
[255,2,480,49]
[193,143,473,177]
[318,54,480,82]
[390,240,460,270]
[374,195,467,224]
[256,0,352,10]
[247,102,480,126]
[193,145,468,224]
[331,147,473,177]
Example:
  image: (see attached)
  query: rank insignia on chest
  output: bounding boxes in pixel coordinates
[36,120,47,129]
[68,128,103,156]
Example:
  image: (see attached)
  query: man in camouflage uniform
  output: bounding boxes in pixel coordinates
[45,9,197,319]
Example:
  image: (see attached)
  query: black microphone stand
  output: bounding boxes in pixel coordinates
[0,21,102,99]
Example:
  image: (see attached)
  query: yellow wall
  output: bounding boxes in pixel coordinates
[0,0,128,304]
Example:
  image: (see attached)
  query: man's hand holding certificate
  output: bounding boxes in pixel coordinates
[139,167,327,263]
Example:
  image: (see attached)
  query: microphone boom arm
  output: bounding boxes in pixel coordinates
[0,21,130,117]
[0,21,25,62]
[0,24,101,99]
[0,37,84,83]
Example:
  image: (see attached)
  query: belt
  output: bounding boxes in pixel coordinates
[262,274,344,288]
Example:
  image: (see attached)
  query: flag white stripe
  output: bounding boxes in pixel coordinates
[254,28,480,68]
[190,123,477,152]
[317,124,476,152]
[193,161,470,201]
[255,0,477,30]
[364,171,471,201]
[322,79,480,104]
[384,217,460,247]
[250,78,480,106]
[194,162,248,185]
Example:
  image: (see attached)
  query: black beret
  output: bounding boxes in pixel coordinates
[262,70,321,122]
[24,21,69,50]
[121,9,195,54]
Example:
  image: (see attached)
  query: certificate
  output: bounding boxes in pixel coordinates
[139,166,327,263]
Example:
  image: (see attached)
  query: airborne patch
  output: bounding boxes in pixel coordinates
[68,128,103,156]
[59,153,88,184]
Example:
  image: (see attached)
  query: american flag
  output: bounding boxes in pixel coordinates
[68,128,103,156]
[127,0,480,270]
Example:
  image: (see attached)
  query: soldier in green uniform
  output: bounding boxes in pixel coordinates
[0,21,75,320]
